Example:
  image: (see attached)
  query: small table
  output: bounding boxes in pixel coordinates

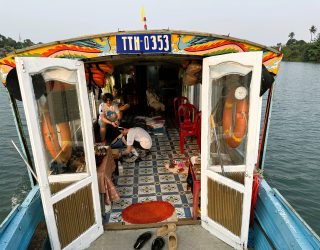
[188,156,201,220]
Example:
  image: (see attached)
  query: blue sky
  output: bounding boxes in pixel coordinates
[1,0,319,46]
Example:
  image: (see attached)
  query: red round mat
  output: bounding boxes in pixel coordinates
[122,201,175,224]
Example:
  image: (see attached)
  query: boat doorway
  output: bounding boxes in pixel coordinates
[85,55,203,227]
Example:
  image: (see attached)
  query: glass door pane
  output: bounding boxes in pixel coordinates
[208,62,252,180]
[32,68,89,194]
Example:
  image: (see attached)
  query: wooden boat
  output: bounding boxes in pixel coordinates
[0,30,319,249]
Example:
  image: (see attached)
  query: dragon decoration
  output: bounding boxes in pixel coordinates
[0,32,282,87]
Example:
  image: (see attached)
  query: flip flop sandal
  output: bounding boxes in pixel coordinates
[168,231,177,250]
[134,231,152,249]
[123,155,139,163]
[156,223,176,237]
[151,237,165,250]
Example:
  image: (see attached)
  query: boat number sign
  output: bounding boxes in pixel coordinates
[116,34,171,54]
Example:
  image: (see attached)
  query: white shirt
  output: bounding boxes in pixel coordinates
[127,127,152,149]
[98,103,119,122]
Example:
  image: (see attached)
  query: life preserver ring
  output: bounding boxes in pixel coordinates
[42,82,73,163]
[222,87,249,148]
[41,109,72,163]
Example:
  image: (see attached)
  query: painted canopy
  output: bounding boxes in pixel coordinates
[0,30,283,86]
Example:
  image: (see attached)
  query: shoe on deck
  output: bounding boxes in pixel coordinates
[134,231,152,249]
[151,237,165,250]
[123,155,140,163]
[156,223,176,237]
[168,231,177,250]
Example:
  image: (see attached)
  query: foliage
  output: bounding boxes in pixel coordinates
[309,25,317,42]
[281,30,320,63]
[0,34,37,58]
[288,32,295,40]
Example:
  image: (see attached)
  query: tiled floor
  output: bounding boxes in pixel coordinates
[104,127,200,224]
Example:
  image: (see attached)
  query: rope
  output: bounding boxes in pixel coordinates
[250,171,263,226]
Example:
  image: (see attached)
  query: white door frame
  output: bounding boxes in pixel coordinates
[200,52,263,249]
[15,57,103,250]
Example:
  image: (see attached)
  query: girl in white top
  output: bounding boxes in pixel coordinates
[99,93,121,142]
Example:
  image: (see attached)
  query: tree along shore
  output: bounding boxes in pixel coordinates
[276,27,320,63]
[0,34,39,58]
[279,38,320,63]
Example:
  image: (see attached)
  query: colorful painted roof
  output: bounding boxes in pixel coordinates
[0,30,283,86]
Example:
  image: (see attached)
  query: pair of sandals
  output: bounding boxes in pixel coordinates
[122,150,150,163]
[133,223,177,250]
[157,223,177,250]
[134,232,164,250]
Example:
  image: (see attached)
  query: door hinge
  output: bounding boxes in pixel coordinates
[242,242,246,249]
[245,172,252,179]
[20,61,26,73]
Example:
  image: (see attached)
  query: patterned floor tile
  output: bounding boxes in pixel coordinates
[138,167,154,175]
[150,147,158,152]
[169,138,180,141]
[155,153,170,160]
[158,174,176,183]
[160,183,179,193]
[138,196,158,203]
[175,207,186,218]
[156,136,170,141]
[112,198,132,209]
[117,176,134,186]
[138,185,157,195]
[122,169,135,176]
[121,162,136,168]
[171,153,186,159]
[138,175,155,184]
[117,186,134,197]
[141,155,153,161]
[158,141,171,146]
[168,134,179,138]
[162,194,183,205]
[179,174,188,182]
[156,166,168,174]
[159,146,172,151]
[138,161,153,167]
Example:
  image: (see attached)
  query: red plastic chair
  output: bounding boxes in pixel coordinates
[174,96,189,124]
[177,103,198,131]
[179,111,201,154]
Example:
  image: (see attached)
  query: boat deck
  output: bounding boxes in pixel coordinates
[88,225,232,250]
